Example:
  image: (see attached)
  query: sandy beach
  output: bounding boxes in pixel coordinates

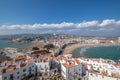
[63,43,120,54]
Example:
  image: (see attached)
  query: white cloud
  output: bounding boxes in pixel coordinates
[77,20,98,28]
[0,22,75,30]
[30,22,75,29]
[0,19,120,30]
[99,19,115,27]
[0,19,120,35]
[99,19,120,27]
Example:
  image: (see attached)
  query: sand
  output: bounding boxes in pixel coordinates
[63,43,120,54]
[63,43,96,54]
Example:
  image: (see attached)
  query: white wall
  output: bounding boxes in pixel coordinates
[2,63,36,80]
[61,64,83,80]
[35,62,50,73]
[61,64,66,79]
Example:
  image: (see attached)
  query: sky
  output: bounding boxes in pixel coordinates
[0,0,120,36]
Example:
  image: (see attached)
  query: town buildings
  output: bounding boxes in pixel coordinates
[79,58,120,79]
[0,52,120,80]
[0,55,36,80]
[0,54,89,80]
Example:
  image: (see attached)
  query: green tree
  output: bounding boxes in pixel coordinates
[32,47,39,50]
[44,44,54,49]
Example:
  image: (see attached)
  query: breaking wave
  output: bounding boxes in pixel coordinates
[79,47,90,56]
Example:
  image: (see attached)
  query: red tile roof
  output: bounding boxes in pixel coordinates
[63,63,76,68]
[75,58,80,64]
[3,67,15,73]
[20,62,28,67]
[14,55,27,61]
[114,64,120,68]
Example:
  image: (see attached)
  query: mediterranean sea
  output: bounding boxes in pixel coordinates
[0,40,32,48]
[72,45,120,60]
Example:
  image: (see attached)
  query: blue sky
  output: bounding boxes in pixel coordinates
[0,0,120,36]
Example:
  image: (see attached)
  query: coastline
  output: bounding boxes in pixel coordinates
[0,40,33,49]
[63,43,120,54]
[0,39,45,50]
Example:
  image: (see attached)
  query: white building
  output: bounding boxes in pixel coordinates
[60,54,88,80]
[2,64,36,80]
[79,58,120,79]
[0,58,36,80]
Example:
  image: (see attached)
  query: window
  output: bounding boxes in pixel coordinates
[10,74,13,79]
[17,76,19,79]
[62,70,65,74]
[4,76,7,80]
[23,69,26,72]
[29,67,31,70]
[39,65,41,69]
[17,72,19,74]
[41,67,44,70]
[45,65,47,68]
[33,69,34,72]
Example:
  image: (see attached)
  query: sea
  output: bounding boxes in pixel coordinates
[71,45,120,60]
[0,40,32,48]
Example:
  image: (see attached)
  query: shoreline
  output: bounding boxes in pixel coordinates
[0,40,45,50]
[0,40,33,49]
[63,43,120,55]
